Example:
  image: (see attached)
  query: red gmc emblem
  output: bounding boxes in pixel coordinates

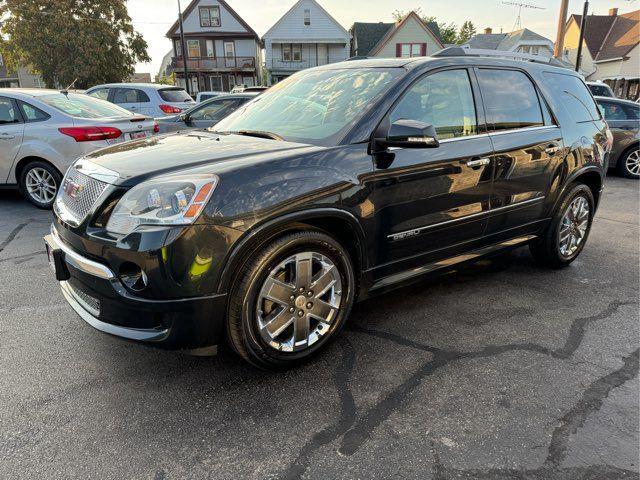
[63,179,83,199]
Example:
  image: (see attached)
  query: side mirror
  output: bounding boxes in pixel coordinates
[179,113,189,122]
[381,119,440,148]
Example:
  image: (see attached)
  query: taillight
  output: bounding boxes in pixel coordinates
[153,121,160,133]
[159,104,182,114]
[58,126,122,142]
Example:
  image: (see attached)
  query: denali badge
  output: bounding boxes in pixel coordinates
[63,179,84,199]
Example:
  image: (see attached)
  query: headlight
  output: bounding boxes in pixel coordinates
[106,174,218,235]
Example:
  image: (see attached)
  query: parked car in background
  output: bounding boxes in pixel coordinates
[43,54,610,369]
[587,81,615,98]
[230,85,268,93]
[595,96,639,178]
[195,91,225,103]
[0,89,157,208]
[85,83,195,117]
[156,92,258,134]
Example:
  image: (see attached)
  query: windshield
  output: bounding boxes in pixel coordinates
[39,93,133,118]
[589,84,612,97]
[214,68,403,146]
[159,88,193,103]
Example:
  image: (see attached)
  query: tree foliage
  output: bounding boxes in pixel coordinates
[392,8,476,45]
[0,0,150,88]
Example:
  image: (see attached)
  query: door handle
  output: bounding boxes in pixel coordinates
[545,144,561,156]
[465,158,490,168]
[0,134,15,140]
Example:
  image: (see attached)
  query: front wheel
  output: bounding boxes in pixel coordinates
[19,161,62,209]
[530,183,594,268]
[618,147,640,179]
[227,231,355,369]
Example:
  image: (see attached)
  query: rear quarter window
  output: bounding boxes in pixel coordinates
[543,72,601,123]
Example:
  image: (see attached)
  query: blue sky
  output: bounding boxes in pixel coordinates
[127,0,637,76]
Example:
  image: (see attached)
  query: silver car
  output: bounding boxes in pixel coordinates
[85,83,195,117]
[595,96,640,179]
[0,89,157,207]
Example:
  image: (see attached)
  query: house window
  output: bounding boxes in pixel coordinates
[397,43,423,58]
[187,39,201,58]
[206,39,215,57]
[199,6,221,27]
[304,9,310,25]
[282,44,302,62]
[175,40,182,57]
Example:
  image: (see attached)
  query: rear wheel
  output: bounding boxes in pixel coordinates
[530,183,594,268]
[19,160,61,209]
[618,147,640,179]
[227,231,355,369]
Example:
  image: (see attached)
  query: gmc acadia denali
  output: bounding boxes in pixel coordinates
[44,51,612,369]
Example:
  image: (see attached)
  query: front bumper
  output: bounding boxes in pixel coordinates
[44,225,228,349]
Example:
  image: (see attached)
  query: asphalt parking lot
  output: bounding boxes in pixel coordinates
[0,176,638,480]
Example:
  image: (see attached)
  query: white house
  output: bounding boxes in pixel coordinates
[462,27,554,58]
[166,0,262,93]
[263,0,351,84]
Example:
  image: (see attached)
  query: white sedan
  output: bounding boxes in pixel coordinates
[0,89,158,208]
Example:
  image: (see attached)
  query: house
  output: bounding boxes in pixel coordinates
[0,54,43,88]
[128,72,152,83]
[462,27,554,57]
[263,0,351,84]
[563,8,639,101]
[350,12,443,59]
[156,50,175,83]
[166,0,262,93]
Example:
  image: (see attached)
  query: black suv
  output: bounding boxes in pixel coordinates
[44,52,612,369]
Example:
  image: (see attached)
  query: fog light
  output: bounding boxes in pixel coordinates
[119,262,148,291]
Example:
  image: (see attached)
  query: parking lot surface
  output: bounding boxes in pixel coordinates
[0,177,638,480]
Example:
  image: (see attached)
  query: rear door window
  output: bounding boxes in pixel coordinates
[0,97,21,124]
[599,101,640,121]
[112,88,140,104]
[543,72,601,123]
[159,88,193,103]
[477,69,544,131]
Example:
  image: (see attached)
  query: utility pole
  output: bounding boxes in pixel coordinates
[575,1,589,72]
[554,0,569,58]
[178,0,190,94]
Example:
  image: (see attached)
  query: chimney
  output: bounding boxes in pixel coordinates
[609,8,618,16]
[484,27,492,34]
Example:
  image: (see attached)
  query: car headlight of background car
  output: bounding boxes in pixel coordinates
[106,174,218,236]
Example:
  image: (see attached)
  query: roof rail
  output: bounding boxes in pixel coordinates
[432,47,570,68]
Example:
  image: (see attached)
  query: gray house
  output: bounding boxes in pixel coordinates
[462,27,554,57]
[166,0,262,93]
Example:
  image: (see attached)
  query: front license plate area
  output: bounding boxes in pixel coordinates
[45,242,70,281]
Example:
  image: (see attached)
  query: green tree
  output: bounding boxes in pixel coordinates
[0,0,150,88]
[457,20,477,45]
[391,8,457,45]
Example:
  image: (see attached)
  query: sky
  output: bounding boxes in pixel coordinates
[127,0,638,77]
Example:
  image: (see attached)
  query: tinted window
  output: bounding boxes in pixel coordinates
[477,69,543,131]
[0,97,19,124]
[87,88,110,101]
[599,101,640,121]
[19,101,50,122]
[190,98,240,121]
[543,72,601,123]
[589,84,612,97]
[39,93,133,118]
[159,88,193,102]
[390,69,477,139]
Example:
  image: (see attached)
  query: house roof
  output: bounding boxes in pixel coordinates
[568,10,639,62]
[368,11,444,56]
[263,0,350,40]
[165,0,260,39]
[350,22,394,56]
[466,28,552,51]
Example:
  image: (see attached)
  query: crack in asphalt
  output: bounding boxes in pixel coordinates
[278,299,636,478]
[281,339,357,480]
[544,348,639,468]
[0,221,30,254]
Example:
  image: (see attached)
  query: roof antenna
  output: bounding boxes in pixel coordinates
[61,78,77,94]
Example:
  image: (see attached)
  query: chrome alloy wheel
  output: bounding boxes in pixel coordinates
[25,167,57,204]
[256,252,342,352]
[558,195,590,258]
[625,149,640,176]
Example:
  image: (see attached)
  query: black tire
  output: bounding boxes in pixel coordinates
[617,147,640,179]
[529,183,595,269]
[19,160,62,209]
[227,230,355,369]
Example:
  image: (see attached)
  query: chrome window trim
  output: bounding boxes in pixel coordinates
[388,197,545,241]
[436,125,559,145]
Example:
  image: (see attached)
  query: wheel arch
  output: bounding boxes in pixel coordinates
[216,208,367,296]
[14,155,62,189]
[554,166,603,213]
[616,141,639,167]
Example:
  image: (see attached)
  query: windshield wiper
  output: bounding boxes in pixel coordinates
[231,129,283,141]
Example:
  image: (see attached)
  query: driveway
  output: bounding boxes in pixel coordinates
[0,177,638,479]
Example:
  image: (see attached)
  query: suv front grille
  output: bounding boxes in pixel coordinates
[56,168,108,226]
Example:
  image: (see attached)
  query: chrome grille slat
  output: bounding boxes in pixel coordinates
[67,282,101,316]
[57,168,108,225]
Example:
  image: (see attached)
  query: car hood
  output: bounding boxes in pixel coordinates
[82,130,320,187]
